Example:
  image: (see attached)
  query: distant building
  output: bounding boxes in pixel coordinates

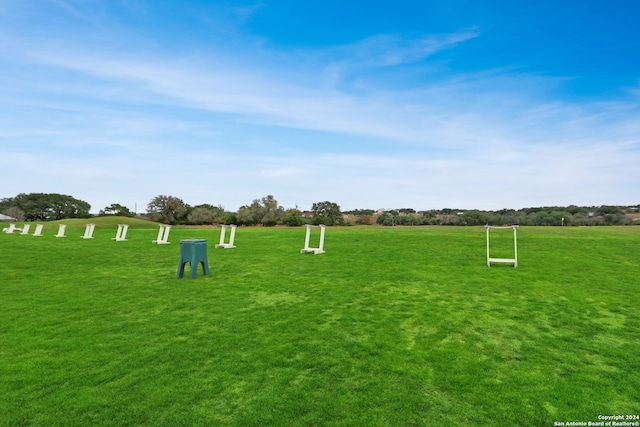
[0,213,17,222]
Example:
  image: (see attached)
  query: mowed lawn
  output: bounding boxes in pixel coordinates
[1,220,639,426]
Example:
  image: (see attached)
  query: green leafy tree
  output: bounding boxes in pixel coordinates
[376,212,394,226]
[99,203,134,217]
[311,201,343,225]
[248,199,264,224]
[283,207,305,226]
[239,195,285,226]
[236,206,254,225]
[222,212,237,225]
[396,215,422,225]
[459,210,488,226]
[348,209,375,216]
[147,195,187,224]
[0,193,91,221]
[187,204,225,225]
[260,195,284,226]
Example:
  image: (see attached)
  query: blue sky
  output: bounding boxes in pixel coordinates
[1,1,639,213]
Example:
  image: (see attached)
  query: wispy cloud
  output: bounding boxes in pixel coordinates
[21,42,592,152]
[20,41,640,169]
[336,29,479,67]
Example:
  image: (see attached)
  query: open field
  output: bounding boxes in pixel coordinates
[1,219,639,426]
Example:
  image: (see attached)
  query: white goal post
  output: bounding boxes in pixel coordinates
[152,224,171,244]
[485,225,518,267]
[112,224,129,242]
[301,224,326,254]
[215,224,237,249]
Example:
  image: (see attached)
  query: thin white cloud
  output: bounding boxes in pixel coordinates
[337,29,480,67]
[20,45,640,148]
[20,45,596,153]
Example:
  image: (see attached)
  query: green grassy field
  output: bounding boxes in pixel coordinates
[1,219,639,426]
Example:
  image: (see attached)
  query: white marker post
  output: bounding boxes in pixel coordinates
[152,224,171,244]
[54,224,67,238]
[112,224,129,241]
[486,225,518,267]
[81,223,95,239]
[215,224,237,249]
[2,224,17,233]
[301,224,326,254]
[33,224,44,236]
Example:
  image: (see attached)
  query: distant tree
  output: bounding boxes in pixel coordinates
[0,193,91,221]
[187,207,209,225]
[1,206,24,221]
[459,210,488,226]
[597,205,624,216]
[550,211,570,226]
[396,215,422,225]
[187,204,225,225]
[259,195,284,226]
[236,206,254,225]
[311,201,343,225]
[222,212,237,225]
[347,209,375,216]
[240,195,285,226]
[99,203,134,217]
[283,207,305,226]
[355,215,375,225]
[602,213,623,225]
[566,205,583,215]
[147,195,187,224]
[376,212,394,226]
[495,208,516,216]
[248,199,264,224]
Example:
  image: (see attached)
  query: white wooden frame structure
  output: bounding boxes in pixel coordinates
[81,223,95,239]
[301,224,326,254]
[152,224,171,244]
[33,224,43,236]
[54,224,67,238]
[2,223,17,233]
[486,225,518,267]
[215,224,237,249]
[20,224,31,235]
[112,224,129,241]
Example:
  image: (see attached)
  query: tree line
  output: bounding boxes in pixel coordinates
[145,195,344,226]
[370,206,638,226]
[1,193,638,226]
[0,193,344,226]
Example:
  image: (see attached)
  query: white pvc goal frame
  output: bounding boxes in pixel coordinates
[301,224,326,254]
[112,224,129,242]
[485,225,518,267]
[81,223,95,239]
[215,224,237,249]
[153,224,171,244]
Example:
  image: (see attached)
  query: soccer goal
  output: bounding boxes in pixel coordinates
[485,225,518,267]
